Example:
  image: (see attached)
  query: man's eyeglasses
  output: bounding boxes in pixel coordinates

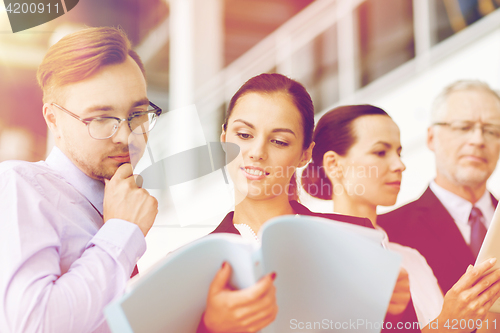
[433,121,500,141]
[51,102,162,140]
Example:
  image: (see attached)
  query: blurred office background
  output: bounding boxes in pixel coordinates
[1,0,500,270]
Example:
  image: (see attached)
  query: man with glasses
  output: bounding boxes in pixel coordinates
[380,80,500,295]
[0,27,160,332]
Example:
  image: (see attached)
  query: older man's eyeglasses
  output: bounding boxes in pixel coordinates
[51,102,162,140]
[433,121,500,141]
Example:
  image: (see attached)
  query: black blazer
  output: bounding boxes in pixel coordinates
[379,186,498,294]
[207,200,420,332]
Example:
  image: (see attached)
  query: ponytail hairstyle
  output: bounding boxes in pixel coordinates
[301,105,389,200]
[224,73,314,201]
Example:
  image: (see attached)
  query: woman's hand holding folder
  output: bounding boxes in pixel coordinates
[201,262,278,333]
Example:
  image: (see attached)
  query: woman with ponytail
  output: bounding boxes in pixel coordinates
[302,105,500,332]
[198,75,416,333]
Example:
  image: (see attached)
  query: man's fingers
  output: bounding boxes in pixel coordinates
[388,269,411,316]
[134,174,143,188]
[398,267,409,280]
[481,289,500,313]
[390,292,410,304]
[393,268,410,292]
[472,268,500,296]
[478,280,500,309]
[111,163,134,180]
[393,279,410,291]
[208,262,232,295]
[108,164,143,189]
[475,258,497,275]
[454,258,497,291]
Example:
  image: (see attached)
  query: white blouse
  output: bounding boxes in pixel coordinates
[235,219,444,327]
[380,227,444,328]
[234,223,259,243]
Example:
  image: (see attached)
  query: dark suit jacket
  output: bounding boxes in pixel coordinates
[379,186,498,294]
[205,201,420,332]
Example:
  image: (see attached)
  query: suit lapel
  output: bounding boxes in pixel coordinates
[490,193,498,208]
[415,187,474,261]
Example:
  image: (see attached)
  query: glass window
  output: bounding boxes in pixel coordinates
[430,0,500,44]
[356,0,415,87]
[291,24,339,113]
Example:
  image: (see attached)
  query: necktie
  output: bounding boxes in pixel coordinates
[469,207,487,258]
[131,265,139,278]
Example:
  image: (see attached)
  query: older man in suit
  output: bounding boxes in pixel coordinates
[379,80,500,295]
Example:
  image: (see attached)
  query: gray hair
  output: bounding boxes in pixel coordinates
[431,80,500,123]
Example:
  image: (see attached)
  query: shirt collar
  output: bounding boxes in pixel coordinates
[45,146,105,215]
[429,180,492,227]
[474,189,494,228]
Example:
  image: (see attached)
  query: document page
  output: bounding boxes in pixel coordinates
[259,215,401,333]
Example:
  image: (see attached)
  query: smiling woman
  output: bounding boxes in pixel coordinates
[197,73,315,333]
[222,73,315,204]
[222,91,308,203]
[196,74,418,333]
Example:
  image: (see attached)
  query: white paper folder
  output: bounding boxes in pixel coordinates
[475,204,500,313]
[105,215,402,333]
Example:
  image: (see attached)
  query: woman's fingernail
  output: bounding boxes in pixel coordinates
[221,261,226,269]
[271,272,277,281]
[490,258,497,264]
[467,265,473,272]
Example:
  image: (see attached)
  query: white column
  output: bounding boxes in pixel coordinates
[337,1,358,103]
[413,0,432,57]
[169,0,195,110]
[169,0,223,110]
[193,0,224,89]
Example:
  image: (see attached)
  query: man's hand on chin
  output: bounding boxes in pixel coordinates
[103,163,158,236]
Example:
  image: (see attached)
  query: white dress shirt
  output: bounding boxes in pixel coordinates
[429,181,494,244]
[0,147,147,333]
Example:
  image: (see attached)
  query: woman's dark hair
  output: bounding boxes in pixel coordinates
[224,73,315,201]
[301,105,389,200]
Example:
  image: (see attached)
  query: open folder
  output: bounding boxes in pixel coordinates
[476,204,500,313]
[105,215,402,333]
